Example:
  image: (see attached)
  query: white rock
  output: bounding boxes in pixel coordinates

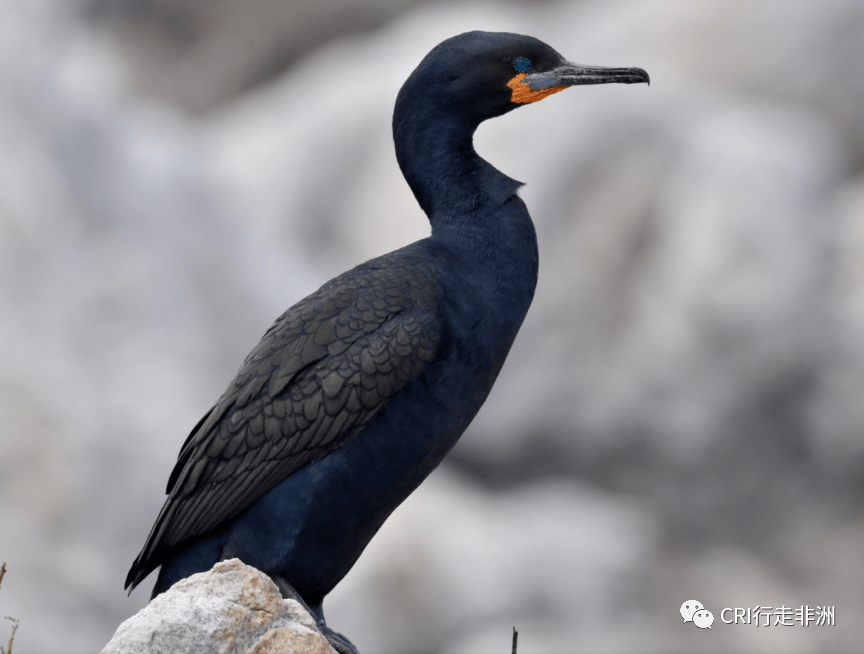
[101,559,335,654]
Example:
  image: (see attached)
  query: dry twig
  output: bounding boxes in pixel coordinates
[0,561,19,654]
[1,617,18,654]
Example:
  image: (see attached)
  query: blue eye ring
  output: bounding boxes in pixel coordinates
[513,56,532,73]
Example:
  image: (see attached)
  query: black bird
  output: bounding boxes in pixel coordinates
[126,31,648,652]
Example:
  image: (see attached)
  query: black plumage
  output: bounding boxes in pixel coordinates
[126,31,647,652]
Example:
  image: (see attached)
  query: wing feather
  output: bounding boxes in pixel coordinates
[126,261,440,591]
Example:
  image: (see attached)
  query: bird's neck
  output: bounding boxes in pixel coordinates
[394,108,533,259]
[394,106,538,338]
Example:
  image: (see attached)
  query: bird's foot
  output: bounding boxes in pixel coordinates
[313,625,359,654]
[272,575,359,654]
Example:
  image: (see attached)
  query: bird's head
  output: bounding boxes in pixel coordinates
[396,31,649,127]
[393,31,649,217]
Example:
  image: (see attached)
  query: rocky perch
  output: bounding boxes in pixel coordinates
[102,559,336,654]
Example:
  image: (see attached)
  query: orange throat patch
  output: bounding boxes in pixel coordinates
[507,73,566,104]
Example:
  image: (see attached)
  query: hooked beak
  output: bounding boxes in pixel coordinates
[525,61,650,91]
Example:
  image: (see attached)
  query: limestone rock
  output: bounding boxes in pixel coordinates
[101,559,335,654]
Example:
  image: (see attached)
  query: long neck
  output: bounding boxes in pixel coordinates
[393,100,532,252]
[392,96,539,321]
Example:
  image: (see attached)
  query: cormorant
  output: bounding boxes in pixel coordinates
[125,31,648,653]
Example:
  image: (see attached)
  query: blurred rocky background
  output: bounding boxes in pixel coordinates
[1,0,863,652]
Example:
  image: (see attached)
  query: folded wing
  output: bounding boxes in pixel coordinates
[125,262,440,591]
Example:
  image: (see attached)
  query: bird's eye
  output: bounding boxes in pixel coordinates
[513,56,532,73]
